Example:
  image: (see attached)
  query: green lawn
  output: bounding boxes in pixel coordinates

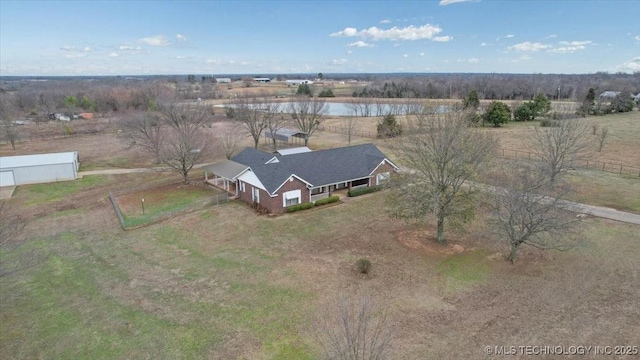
[119,186,223,228]
[18,175,109,205]
[2,188,639,359]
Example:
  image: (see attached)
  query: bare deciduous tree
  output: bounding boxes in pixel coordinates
[490,164,582,263]
[288,96,327,146]
[0,94,20,149]
[598,127,608,152]
[389,108,497,243]
[218,123,243,159]
[533,118,589,185]
[315,294,393,360]
[262,101,283,150]
[342,117,359,145]
[123,111,166,163]
[158,104,212,183]
[230,95,267,149]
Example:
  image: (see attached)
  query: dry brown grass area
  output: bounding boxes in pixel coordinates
[1,104,639,358]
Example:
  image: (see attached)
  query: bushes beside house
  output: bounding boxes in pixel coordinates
[314,195,339,206]
[286,202,315,213]
[285,195,341,213]
[348,186,382,197]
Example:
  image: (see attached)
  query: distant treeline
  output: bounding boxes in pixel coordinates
[350,72,640,101]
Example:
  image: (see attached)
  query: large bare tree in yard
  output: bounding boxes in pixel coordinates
[159,104,212,183]
[315,294,393,360]
[389,108,497,243]
[230,95,268,149]
[0,93,20,150]
[262,102,283,150]
[288,96,327,146]
[534,118,589,185]
[123,111,166,163]
[490,164,582,263]
[218,123,243,159]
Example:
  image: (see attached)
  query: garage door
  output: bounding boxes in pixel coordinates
[0,171,15,187]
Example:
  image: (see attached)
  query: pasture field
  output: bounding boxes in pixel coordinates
[1,101,638,358]
[1,180,639,358]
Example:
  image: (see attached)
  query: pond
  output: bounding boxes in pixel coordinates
[216,102,450,117]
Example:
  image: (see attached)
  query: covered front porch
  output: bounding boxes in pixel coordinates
[309,177,370,202]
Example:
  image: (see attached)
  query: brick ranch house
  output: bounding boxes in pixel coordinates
[202,143,399,214]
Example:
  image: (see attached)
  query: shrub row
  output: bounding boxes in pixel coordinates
[314,195,339,206]
[348,186,382,197]
[286,195,341,213]
[286,202,315,213]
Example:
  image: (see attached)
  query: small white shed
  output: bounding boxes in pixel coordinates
[0,152,79,187]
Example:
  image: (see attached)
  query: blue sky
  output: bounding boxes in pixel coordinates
[1,0,639,76]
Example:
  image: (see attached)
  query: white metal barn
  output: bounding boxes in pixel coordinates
[0,152,79,187]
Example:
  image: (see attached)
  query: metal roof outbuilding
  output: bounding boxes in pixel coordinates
[0,151,79,187]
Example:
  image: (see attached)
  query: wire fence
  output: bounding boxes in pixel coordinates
[498,148,640,177]
[317,124,377,139]
[108,176,229,230]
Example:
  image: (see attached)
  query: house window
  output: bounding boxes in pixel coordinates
[252,187,260,203]
[376,172,390,185]
[283,189,302,207]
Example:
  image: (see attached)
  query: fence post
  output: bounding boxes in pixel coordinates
[620,165,622,174]
[602,162,605,171]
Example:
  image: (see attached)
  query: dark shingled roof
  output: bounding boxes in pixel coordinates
[231,147,277,167]
[232,143,397,194]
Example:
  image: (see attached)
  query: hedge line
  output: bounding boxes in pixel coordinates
[348,185,382,197]
[314,195,339,206]
[285,195,341,213]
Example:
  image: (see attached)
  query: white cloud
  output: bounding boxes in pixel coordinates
[64,53,86,59]
[548,40,592,53]
[176,55,187,59]
[508,41,551,52]
[617,57,640,72]
[176,34,187,42]
[439,0,480,5]
[60,45,75,51]
[346,50,353,54]
[634,35,640,41]
[480,42,487,46]
[205,58,222,64]
[403,54,409,58]
[331,24,445,41]
[119,45,141,51]
[347,41,374,48]
[433,36,453,42]
[139,35,171,47]
[331,58,347,65]
[457,58,479,63]
[511,55,531,63]
[380,19,391,24]
[419,52,425,56]
[546,34,558,39]
[83,47,93,52]
[505,34,514,38]
[108,52,119,58]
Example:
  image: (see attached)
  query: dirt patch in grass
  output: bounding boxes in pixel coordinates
[396,229,467,255]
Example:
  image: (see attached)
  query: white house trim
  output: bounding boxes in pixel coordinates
[270,174,314,195]
[368,158,399,176]
[237,169,267,191]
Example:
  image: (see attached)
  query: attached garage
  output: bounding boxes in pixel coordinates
[0,152,79,187]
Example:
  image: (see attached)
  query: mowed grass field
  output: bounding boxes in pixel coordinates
[1,103,639,358]
[1,179,639,359]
